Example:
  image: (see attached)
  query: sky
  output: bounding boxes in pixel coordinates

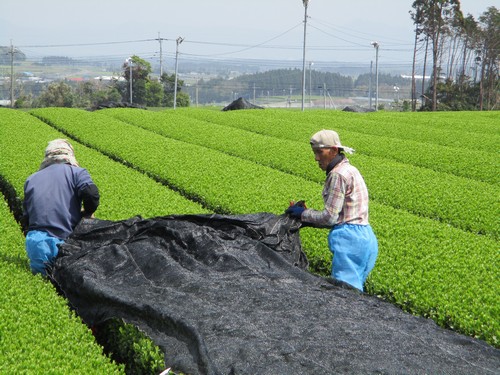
[2,0,496,73]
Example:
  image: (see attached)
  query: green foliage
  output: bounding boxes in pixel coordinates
[23,107,500,349]
[0,108,207,220]
[14,54,191,109]
[160,73,190,108]
[13,94,32,109]
[193,68,356,104]
[33,81,74,108]
[410,3,499,111]
[354,72,410,89]
[92,85,123,107]
[421,78,482,111]
[72,81,123,109]
[94,319,165,375]
[0,107,498,362]
[146,80,164,107]
[30,108,323,215]
[175,91,191,108]
[124,55,152,81]
[0,107,207,374]
[0,196,124,374]
[171,108,499,236]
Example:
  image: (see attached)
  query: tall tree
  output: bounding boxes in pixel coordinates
[410,1,426,111]
[458,14,479,84]
[123,55,152,105]
[160,73,189,107]
[146,80,164,107]
[416,0,461,110]
[35,81,74,107]
[478,7,500,110]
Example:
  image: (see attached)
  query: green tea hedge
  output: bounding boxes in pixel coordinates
[0,196,124,374]
[26,107,499,348]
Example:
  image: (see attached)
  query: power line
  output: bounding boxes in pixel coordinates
[17,38,165,48]
[182,22,303,57]
[312,16,413,45]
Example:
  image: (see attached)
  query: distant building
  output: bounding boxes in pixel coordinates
[400,74,431,80]
[94,76,125,82]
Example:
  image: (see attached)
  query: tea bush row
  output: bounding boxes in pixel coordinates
[0,108,209,373]
[27,107,499,347]
[184,108,499,152]
[102,108,499,239]
[0,195,124,374]
[0,108,207,219]
[181,108,499,185]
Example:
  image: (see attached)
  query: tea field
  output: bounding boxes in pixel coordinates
[0,107,498,359]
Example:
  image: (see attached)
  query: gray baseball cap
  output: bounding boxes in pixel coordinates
[310,130,355,154]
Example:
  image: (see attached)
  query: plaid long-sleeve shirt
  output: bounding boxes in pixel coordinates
[301,157,370,228]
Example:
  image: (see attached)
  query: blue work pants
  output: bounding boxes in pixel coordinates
[328,224,378,291]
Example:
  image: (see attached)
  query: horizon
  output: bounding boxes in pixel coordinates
[2,0,496,75]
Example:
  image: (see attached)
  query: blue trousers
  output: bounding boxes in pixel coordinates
[328,224,378,291]
[25,230,64,276]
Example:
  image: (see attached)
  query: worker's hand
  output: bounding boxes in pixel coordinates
[81,210,95,219]
[285,200,307,219]
[287,205,305,218]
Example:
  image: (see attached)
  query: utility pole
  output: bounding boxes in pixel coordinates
[369,60,373,109]
[8,42,15,108]
[309,61,313,107]
[323,83,326,109]
[195,83,199,107]
[173,36,184,109]
[301,0,309,111]
[157,32,163,78]
[126,57,133,104]
[371,41,379,111]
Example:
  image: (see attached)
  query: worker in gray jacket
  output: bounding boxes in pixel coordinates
[22,139,100,276]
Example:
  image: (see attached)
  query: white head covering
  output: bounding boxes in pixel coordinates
[39,139,79,170]
[309,130,355,154]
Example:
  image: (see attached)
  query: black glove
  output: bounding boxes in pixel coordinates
[285,200,307,218]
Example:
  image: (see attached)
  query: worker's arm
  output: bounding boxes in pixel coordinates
[301,173,345,227]
[21,196,29,235]
[81,184,100,217]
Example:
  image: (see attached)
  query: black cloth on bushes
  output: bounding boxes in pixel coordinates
[51,213,500,375]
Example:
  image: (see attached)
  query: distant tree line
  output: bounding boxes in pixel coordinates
[11,64,413,109]
[184,68,416,106]
[10,67,422,109]
[12,55,190,109]
[410,2,499,111]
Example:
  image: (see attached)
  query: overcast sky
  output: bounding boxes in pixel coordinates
[2,0,496,72]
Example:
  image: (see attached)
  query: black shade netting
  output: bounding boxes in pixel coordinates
[222,97,264,111]
[51,213,500,375]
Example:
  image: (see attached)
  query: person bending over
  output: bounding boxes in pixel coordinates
[22,139,100,276]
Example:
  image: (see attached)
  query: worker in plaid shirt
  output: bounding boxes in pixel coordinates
[286,130,378,291]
